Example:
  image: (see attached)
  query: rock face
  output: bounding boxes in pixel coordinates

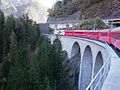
[0,0,47,23]
[51,0,120,19]
[51,0,76,18]
[80,0,120,19]
[0,0,17,16]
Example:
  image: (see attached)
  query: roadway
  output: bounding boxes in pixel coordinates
[101,46,120,90]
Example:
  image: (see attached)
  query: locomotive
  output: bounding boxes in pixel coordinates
[54,27,120,50]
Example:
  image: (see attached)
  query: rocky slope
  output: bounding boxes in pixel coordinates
[79,0,120,19]
[50,0,120,19]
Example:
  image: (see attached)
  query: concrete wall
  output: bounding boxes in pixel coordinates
[49,23,75,29]
[38,23,50,34]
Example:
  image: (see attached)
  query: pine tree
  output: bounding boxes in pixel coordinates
[0,10,5,30]
[0,10,5,88]
[0,11,63,90]
[10,31,17,50]
[44,76,51,90]
[0,9,5,63]
[5,43,30,90]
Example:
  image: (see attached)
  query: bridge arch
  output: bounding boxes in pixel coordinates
[70,42,80,58]
[70,42,81,89]
[53,38,62,50]
[80,45,93,90]
[94,51,103,77]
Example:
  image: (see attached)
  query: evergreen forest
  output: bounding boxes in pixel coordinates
[0,10,63,90]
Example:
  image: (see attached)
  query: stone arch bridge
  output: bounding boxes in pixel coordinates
[46,34,111,90]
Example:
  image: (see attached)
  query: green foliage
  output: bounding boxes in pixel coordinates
[0,10,63,90]
[47,9,54,17]
[36,37,63,89]
[79,19,94,30]
[95,17,109,29]
[0,10,5,30]
[74,18,109,30]
[10,31,17,50]
[53,38,62,51]
[4,43,30,90]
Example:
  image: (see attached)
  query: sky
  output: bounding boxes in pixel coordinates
[4,0,57,23]
[39,0,57,8]
[7,0,57,8]
[8,0,16,3]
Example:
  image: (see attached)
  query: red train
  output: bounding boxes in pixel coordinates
[54,27,120,50]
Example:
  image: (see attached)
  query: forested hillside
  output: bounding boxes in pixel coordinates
[0,10,63,90]
[48,0,120,19]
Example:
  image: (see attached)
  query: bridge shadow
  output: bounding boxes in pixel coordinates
[70,42,81,90]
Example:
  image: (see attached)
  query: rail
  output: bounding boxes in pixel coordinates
[85,43,111,90]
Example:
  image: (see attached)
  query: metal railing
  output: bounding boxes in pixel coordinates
[85,44,111,90]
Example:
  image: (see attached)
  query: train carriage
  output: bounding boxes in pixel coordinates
[111,27,120,49]
[98,29,110,43]
[54,27,120,50]
[64,30,88,37]
[87,30,99,40]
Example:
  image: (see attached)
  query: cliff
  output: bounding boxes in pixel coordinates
[49,0,120,19]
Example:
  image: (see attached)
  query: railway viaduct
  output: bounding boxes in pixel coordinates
[46,34,111,90]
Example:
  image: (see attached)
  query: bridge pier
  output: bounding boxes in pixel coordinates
[79,45,93,90]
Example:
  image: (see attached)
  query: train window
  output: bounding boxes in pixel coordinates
[79,32,85,34]
[66,24,69,28]
[89,32,96,35]
[100,32,108,36]
[112,32,120,40]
